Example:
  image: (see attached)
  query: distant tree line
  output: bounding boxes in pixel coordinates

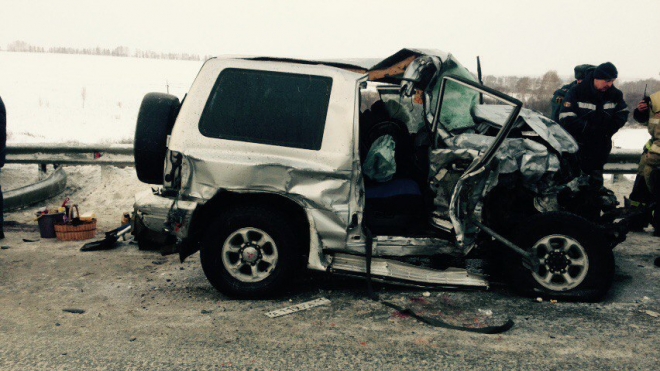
[4,40,210,62]
[483,72,660,123]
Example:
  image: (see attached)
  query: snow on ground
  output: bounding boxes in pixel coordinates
[0,52,202,144]
[2,164,147,232]
[612,127,650,150]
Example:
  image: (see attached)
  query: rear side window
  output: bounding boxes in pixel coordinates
[199,68,333,150]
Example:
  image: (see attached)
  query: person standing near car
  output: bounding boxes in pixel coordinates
[558,62,629,189]
[550,64,595,122]
[630,91,660,236]
[0,95,6,239]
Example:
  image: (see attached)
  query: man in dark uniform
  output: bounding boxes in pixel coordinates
[559,62,629,189]
[550,64,595,122]
[0,96,5,239]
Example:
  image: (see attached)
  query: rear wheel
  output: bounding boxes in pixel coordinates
[509,212,614,301]
[200,206,302,298]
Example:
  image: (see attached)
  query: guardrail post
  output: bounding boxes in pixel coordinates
[38,163,48,180]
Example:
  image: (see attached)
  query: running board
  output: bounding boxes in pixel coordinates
[328,253,489,288]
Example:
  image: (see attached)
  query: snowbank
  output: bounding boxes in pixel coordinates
[4,165,148,232]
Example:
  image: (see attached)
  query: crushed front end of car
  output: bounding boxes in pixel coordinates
[364,50,622,300]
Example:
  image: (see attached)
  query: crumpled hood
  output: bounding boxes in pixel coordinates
[473,105,579,154]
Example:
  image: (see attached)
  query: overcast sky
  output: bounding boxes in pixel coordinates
[1,0,658,79]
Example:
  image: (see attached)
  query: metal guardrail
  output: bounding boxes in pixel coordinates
[5,143,642,173]
[6,143,134,166]
[605,148,642,174]
[4,167,67,211]
[3,144,134,211]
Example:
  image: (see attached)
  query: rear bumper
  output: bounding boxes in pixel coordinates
[133,189,198,239]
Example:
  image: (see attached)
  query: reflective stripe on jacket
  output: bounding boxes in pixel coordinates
[647,91,660,166]
[558,72,629,170]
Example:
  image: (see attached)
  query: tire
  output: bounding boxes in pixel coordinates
[508,211,615,301]
[134,92,180,184]
[200,206,303,298]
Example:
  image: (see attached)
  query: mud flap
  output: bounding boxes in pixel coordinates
[178,238,199,262]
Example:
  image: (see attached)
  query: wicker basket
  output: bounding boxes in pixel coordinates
[54,220,97,241]
[54,205,97,241]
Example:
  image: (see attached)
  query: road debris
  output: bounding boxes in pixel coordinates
[62,308,85,314]
[265,298,331,318]
[80,223,131,252]
[642,310,660,318]
[478,309,493,317]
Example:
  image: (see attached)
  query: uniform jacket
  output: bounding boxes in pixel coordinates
[558,72,629,170]
[550,81,577,122]
[633,91,660,167]
[0,96,5,168]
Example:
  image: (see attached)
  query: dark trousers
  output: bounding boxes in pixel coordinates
[649,167,660,230]
[630,173,653,204]
[0,184,3,232]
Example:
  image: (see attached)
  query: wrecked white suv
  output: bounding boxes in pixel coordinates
[133,49,625,301]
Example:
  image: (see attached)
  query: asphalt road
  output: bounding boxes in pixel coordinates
[0,221,659,370]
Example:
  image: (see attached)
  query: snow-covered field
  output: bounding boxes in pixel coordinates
[0,52,202,144]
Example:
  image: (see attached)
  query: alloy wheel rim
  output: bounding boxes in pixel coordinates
[221,227,278,283]
[531,234,589,291]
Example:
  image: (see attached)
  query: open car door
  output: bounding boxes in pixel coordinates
[428,75,522,253]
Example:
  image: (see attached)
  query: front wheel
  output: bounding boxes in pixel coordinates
[200,206,303,298]
[510,212,615,301]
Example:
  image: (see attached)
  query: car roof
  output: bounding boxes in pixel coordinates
[210,48,452,75]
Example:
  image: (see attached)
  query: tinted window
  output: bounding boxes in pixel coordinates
[199,68,333,150]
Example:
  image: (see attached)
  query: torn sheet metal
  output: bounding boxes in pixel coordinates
[472,105,578,154]
[429,133,562,248]
[265,298,331,318]
[445,134,560,184]
[368,48,450,82]
[329,253,489,288]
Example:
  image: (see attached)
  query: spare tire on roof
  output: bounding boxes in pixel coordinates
[134,93,180,184]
